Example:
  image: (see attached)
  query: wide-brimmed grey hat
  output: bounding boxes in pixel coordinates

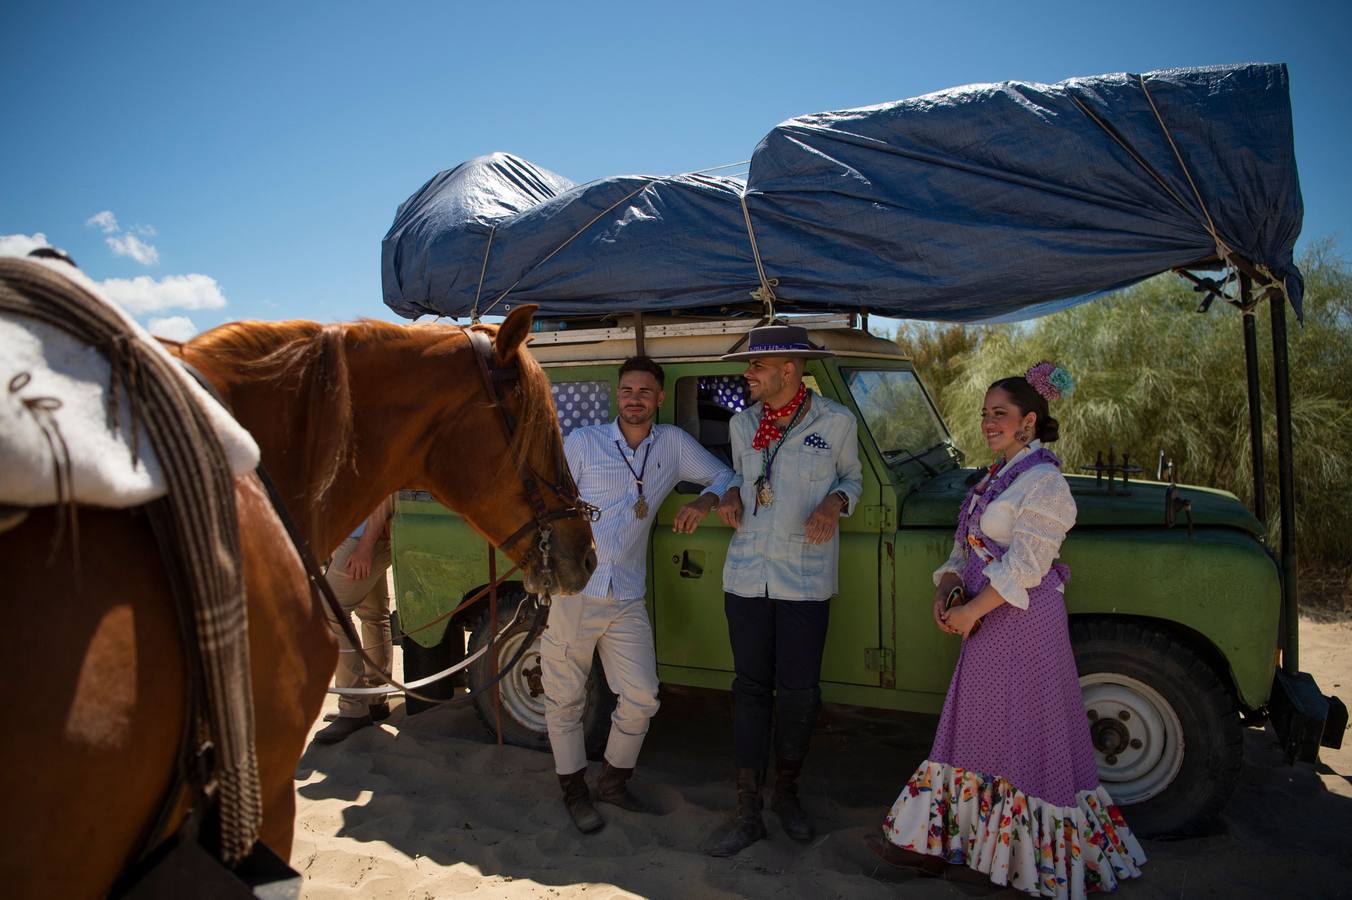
[720,324,836,362]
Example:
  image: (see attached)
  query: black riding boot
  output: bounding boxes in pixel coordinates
[770,687,820,843]
[596,761,649,812]
[771,758,813,843]
[558,769,604,834]
[706,768,767,857]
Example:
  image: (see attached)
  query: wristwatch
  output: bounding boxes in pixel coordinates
[831,490,850,510]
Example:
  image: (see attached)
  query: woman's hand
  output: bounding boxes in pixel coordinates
[932,574,962,634]
[941,603,981,639]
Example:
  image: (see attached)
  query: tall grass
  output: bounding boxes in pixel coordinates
[894,244,1352,608]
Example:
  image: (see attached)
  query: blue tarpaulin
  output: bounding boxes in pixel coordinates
[382,63,1303,323]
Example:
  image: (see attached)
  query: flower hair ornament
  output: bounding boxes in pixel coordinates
[1025,361,1074,402]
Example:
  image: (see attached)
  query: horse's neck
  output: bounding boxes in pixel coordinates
[179,326,395,555]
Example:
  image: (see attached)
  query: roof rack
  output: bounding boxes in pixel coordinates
[527,312,856,346]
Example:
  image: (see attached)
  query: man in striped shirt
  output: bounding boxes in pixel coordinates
[547,356,735,834]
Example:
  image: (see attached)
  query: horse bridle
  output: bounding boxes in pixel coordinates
[465,328,599,595]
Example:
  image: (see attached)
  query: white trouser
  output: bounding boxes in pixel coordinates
[541,591,661,775]
[323,537,392,717]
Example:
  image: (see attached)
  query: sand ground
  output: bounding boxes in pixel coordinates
[292,618,1351,899]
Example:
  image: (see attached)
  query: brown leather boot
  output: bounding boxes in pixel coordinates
[770,758,813,843]
[558,769,604,834]
[705,768,767,857]
[596,762,649,812]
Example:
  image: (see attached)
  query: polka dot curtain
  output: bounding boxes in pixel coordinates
[698,375,748,412]
[551,381,612,435]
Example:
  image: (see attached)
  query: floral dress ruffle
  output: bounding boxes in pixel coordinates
[883,761,1145,898]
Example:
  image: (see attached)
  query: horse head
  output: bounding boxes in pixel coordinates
[172,306,596,595]
[419,305,597,595]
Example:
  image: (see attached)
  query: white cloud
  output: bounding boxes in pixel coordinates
[147,315,198,342]
[106,233,160,265]
[100,273,227,314]
[0,232,52,257]
[86,211,160,265]
[86,211,119,234]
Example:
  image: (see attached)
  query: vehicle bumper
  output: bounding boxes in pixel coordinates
[1269,669,1347,762]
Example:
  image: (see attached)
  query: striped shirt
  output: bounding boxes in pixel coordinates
[565,420,735,600]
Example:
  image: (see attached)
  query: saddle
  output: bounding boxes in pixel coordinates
[0,254,264,869]
[0,255,258,516]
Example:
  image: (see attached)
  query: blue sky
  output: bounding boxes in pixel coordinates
[2,0,1347,339]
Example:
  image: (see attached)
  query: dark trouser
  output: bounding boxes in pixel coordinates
[724,591,830,771]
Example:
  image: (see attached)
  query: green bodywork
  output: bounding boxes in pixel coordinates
[392,356,1281,713]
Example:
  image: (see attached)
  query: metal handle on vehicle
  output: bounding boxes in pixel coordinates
[677,549,704,579]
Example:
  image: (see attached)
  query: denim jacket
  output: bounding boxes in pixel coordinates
[721,392,862,601]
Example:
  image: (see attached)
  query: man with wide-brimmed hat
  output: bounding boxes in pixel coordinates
[705,324,862,857]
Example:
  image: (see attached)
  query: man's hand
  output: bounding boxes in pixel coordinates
[345,542,375,580]
[673,494,719,534]
[718,488,743,530]
[803,493,845,544]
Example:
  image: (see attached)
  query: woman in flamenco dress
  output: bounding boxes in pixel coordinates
[869,363,1146,898]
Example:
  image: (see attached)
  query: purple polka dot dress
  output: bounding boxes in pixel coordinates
[882,450,1146,898]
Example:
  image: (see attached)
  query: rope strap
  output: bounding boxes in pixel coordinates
[1070,75,1287,308]
[738,189,779,319]
[479,180,656,317]
[470,225,497,324]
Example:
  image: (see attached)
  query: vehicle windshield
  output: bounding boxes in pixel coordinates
[843,368,951,466]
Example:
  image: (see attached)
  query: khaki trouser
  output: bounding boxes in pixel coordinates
[541,591,660,775]
[323,537,392,718]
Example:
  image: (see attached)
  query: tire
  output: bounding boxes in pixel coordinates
[1071,619,1243,837]
[397,612,466,716]
[466,591,616,758]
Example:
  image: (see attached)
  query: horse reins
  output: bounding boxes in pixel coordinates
[464,329,599,576]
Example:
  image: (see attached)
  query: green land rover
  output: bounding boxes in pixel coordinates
[389,313,1332,836]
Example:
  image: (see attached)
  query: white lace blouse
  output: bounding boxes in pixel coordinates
[931,440,1078,609]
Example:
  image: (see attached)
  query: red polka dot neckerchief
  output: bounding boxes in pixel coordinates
[751,382,809,451]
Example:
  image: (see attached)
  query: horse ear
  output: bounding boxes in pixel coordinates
[495,304,538,364]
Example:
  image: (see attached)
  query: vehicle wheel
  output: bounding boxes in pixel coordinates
[467,591,616,757]
[1072,619,1243,837]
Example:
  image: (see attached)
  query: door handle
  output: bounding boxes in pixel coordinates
[677,549,704,579]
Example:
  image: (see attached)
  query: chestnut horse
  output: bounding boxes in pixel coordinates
[3,303,594,898]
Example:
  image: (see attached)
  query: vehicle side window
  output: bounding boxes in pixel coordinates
[671,373,823,466]
[551,381,611,436]
[672,375,747,467]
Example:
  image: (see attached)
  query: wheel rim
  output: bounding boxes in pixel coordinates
[493,629,547,732]
[1080,672,1184,804]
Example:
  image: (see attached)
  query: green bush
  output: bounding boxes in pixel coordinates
[894,244,1352,601]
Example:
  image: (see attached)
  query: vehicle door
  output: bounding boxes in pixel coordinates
[839,363,963,703]
[650,361,884,689]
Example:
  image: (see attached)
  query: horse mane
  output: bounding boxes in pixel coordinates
[189,320,358,515]
[192,318,561,495]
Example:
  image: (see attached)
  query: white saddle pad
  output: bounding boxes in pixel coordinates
[0,258,260,508]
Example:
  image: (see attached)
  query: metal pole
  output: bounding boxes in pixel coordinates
[1269,295,1299,674]
[1240,274,1268,524]
[489,542,503,744]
